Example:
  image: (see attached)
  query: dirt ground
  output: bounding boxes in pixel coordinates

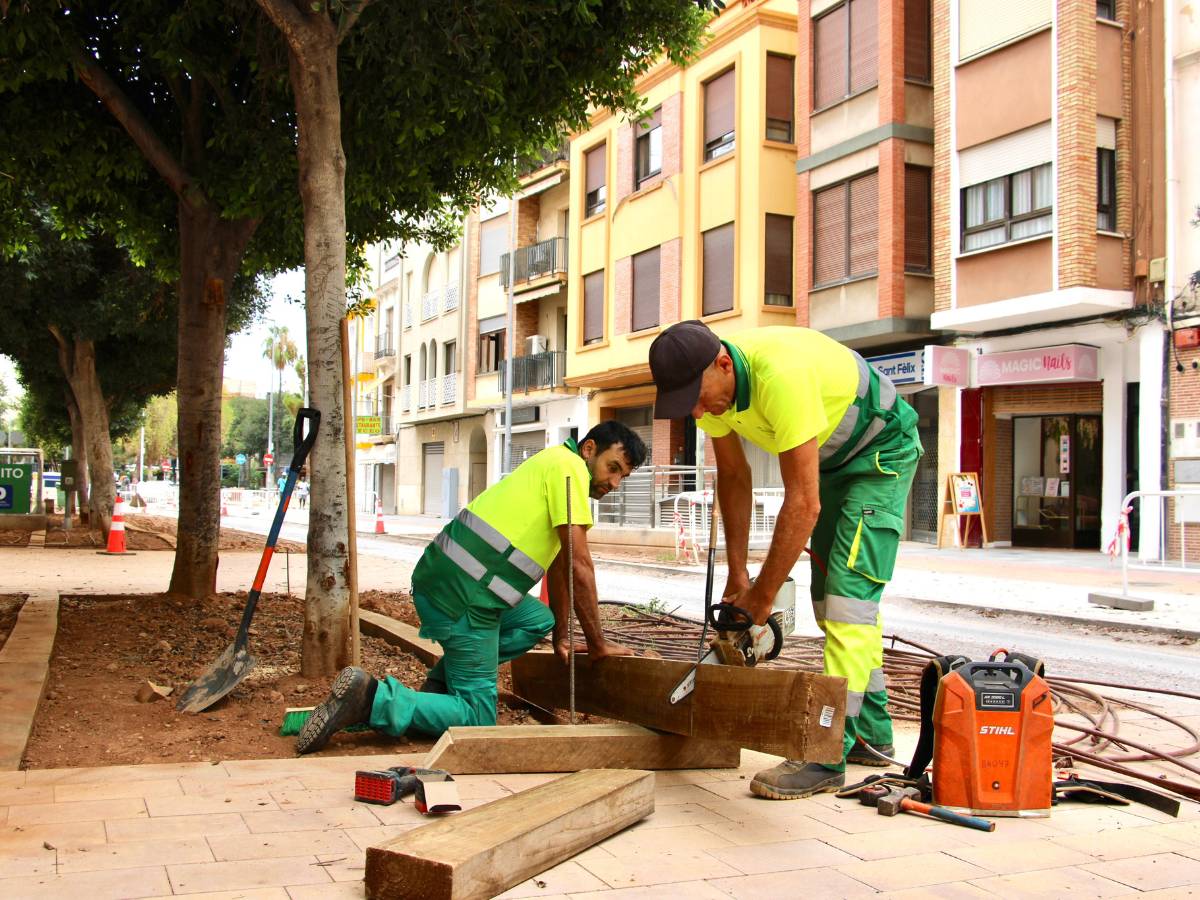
[0,593,25,651]
[0,529,31,547]
[40,513,305,553]
[22,590,548,769]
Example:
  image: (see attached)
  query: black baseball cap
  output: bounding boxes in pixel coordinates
[649,320,721,419]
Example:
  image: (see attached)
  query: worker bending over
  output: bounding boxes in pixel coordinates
[649,321,921,799]
[296,421,646,754]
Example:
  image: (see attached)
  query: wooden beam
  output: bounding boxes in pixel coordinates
[510,651,847,764]
[359,610,442,667]
[422,724,741,774]
[364,768,654,900]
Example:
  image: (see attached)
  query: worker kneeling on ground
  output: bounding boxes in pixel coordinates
[649,321,922,799]
[296,421,647,754]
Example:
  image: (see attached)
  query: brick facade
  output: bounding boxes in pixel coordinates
[932,0,951,313]
[662,92,683,179]
[660,237,682,324]
[616,122,635,203]
[465,211,481,401]
[794,0,813,327]
[513,299,539,352]
[516,195,540,248]
[1167,345,1200,560]
[1056,0,1099,289]
[614,254,633,337]
[877,138,907,318]
[652,418,674,467]
[1116,0,1134,289]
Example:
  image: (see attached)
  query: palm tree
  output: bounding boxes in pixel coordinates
[294,354,307,406]
[261,325,298,481]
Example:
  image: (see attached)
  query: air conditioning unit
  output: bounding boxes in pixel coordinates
[526,334,549,355]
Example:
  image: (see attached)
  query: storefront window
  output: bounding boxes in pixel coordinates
[1012,414,1101,549]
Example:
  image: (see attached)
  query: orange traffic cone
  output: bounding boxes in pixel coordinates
[539,577,550,605]
[374,498,385,535]
[98,495,135,556]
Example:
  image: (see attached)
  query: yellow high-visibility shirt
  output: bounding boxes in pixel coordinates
[697,327,859,454]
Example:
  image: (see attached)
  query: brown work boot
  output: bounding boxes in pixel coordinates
[847,742,897,767]
[295,667,377,755]
[750,761,845,800]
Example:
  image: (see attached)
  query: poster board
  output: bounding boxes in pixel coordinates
[937,472,990,550]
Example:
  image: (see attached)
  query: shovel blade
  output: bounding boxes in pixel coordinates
[175,643,257,713]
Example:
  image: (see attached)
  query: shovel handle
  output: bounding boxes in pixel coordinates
[290,408,321,472]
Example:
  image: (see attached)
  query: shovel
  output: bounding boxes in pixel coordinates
[176,408,321,713]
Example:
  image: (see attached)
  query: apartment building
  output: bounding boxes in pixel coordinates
[929,0,1167,552]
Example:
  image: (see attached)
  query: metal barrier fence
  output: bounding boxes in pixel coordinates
[1117,490,1200,595]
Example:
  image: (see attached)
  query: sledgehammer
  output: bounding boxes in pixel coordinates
[874,786,996,832]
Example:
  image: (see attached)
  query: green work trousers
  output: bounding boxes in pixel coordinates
[368,591,554,738]
[810,404,922,771]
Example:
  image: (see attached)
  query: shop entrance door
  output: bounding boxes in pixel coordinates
[1011,415,1101,549]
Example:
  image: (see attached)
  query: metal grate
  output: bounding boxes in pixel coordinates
[909,425,939,542]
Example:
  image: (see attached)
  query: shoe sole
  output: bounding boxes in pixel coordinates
[846,755,894,768]
[295,667,359,755]
[748,777,843,801]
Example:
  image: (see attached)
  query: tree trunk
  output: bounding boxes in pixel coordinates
[289,24,352,676]
[167,204,256,598]
[68,340,116,535]
[64,386,89,518]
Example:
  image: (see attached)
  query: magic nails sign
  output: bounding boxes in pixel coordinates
[976,344,1100,386]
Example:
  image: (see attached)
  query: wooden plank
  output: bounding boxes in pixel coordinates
[365,768,653,900]
[423,724,741,774]
[359,609,442,667]
[510,651,847,764]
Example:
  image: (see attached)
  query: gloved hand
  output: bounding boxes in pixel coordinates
[747,621,777,662]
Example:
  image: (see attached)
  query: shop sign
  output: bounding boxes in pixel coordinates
[976,344,1099,386]
[923,346,971,387]
[0,461,33,515]
[867,350,924,385]
[356,415,382,435]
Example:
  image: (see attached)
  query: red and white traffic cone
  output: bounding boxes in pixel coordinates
[99,495,134,555]
[374,498,386,535]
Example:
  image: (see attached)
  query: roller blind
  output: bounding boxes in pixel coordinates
[904,166,932,271]
[764,214,793,301]
[702,223,735,316]
[848,170,879,277]
[1097,116,1116,150]
[958,122,1053,185]
[479,216,508,276]
[632,247,661,332]
[814,3,848,109]
[848,0,878,94]
[704,69,735,144]
[959,0,1050,61]
[585,144,606,193]
[583,269,605,344]
[765,54,794,126]
[813,182,847,286]
[905,0,931,81]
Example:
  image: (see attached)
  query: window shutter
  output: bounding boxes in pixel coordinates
[585,145,606,193]
[702,223,735,316]
[848,170,879,277]
[479,216,508,275]
[904,0,931,82]
[632,247,661,332]
[766,55,794,128]
[813,182,848,285]
[584,270,605,344]
[849,0,879,94]
[764,214,793,301]
[704,69,735,145]
[904,166,932,271]
[814,4,849,109]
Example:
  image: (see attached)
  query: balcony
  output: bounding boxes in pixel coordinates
[517,141,570,178]
[442,373,457,405]
[421,290,439,321]
[443,283,459,313]
[404,303,413,329]
[400,384,412,412]
[499,351,566,394]
[373,331,395,359]
[500,237,568,291]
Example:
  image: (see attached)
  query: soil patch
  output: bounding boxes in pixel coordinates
[23,590,548,769]
[0,593,26,652]
[41,513,305,553]
[0,529,32,547]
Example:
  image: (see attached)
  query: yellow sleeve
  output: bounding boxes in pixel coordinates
[697,412,732,438]
[546,456,594,530]
[758,362,828,453]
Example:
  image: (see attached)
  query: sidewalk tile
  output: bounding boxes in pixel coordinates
[874,883,994,899]
[599,823,734,856]
[0,864,172,899]
[826,827,970,861]
[969,866,1135,896]
[1082,853,1200,891]
[54,777,184,803]
[1135,889,1200,899]
[707,836,857,875]
[7,796,147,825]
[1043,806,1166,834]
[447,776,512,800]
[58,836,214,873]
[655,784,735,806]
[699,816,842,846]
[180,775,305,797]
[1053,827,1191,860]
[944,837,1093,874]
[24,761,228,786]
[146,793,279,816]
[208,829,360,861]
[0,819,107,851]
[106,812,250,843]
[1146,822,1200,847]
[271,789,361,810]
[639,802,732,830]
[168,855,331,894]
[148,891,289,900]
[709,868,878,899]
[576,846,740,888]
[342,824,420,851]
[287,885,366,899]
[0,771,26,788]
[488,773,561,793]
[494,859,609,898]
[313,853,366,883]
[569,879,732,899]
[0,848,56,878]
[0,783,54,805]
[241,805,381,833]
[690,778,760,801]
[653,770,725,786]
[820,806,943,834]
[835,851,990,892]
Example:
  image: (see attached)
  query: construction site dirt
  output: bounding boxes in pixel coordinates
[0,593,24,651]
[36,513,307,552]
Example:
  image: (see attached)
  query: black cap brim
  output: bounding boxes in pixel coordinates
[653,376,702,420]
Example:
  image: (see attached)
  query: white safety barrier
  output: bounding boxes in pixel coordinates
[1113,490,1200,595]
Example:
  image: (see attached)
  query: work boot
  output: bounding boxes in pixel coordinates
[295,667,377,755]
[847,741,897,768]
[750,761,845,800]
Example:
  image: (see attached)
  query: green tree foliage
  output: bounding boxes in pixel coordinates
[221,394,299,462]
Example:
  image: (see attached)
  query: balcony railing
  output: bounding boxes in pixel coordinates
[404,303,413,328]
[443,283,459,313]
[442,373,457,405]
[400,384,412,412]
[373,331,395,358]
[421,290,439,321]
[500,237,568,290]
[499,350,566,394]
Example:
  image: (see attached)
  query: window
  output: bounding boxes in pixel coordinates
[583,269,605,345]
[905,166,932,272]
[1097,149,1116,232]
[905,0,931,82]
[765,55,794,142]
[764,214,793,307]
[635,107,662,186]
[444,341,456,376]
[632,247,661,332]
[812,170,878,286]
[585,144,607,217]
[703,69,736,161]
[702,222,735,315]
[479,216,508,275]
[403,354,411,385]
[1097,0,1115,19]
[813,0,878,110]
[961,162,1052,252]
[478,330,505,374]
